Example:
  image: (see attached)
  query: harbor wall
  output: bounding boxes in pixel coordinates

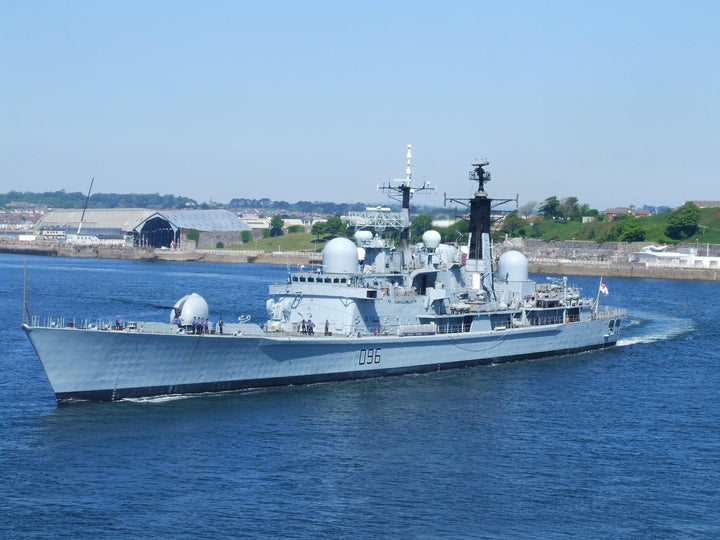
[0,242,155,260]
[529,260,720,281]
[2,239,719,281]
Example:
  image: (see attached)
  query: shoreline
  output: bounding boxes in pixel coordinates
[2,240,719,281]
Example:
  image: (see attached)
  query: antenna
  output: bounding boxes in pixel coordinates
[405,144,412,186]
[377,144,435,252]
[77,165,97,235]
[379,144,435,206]
[394,144,416,187]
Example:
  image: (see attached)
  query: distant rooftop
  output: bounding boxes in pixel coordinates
[690,201,720,209]
[38,208,154,231]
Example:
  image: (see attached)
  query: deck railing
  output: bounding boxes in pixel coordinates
[591,307,627,320]
[26,316,185,335]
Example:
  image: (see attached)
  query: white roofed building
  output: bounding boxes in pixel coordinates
[37,208,155,242]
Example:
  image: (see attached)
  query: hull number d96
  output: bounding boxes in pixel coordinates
[358,348,381,365]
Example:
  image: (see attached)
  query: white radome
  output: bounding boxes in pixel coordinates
[172,293,209,325]
[497,250,529,282]
[323,237,359,274]
[422,230,441,250]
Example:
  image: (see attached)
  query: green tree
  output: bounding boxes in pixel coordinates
[665,202,700,240]
[498,210,527,237]
[270,214,285,237]
[324,216,346,238]
[579,203,599,218]
[311,221,326,239]
[410,214,433,240]
[185,229,200,242]
[241,230,253,243]
[538,196,561,219]
[619,217,646,242]
[559,197,580,222]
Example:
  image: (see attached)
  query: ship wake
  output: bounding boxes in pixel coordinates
[616,311,694,347]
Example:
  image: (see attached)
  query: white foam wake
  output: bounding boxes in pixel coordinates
[616,313,694,347]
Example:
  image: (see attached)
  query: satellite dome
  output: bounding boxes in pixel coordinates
[422,230,441,250]
[354,230,373,245]
[172,293,209,325]
[497,250,529,282]
[323,237,359,274]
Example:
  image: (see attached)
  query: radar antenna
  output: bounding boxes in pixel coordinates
[444,158,517,214]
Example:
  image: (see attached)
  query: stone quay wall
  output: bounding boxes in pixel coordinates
[3,238,719,281]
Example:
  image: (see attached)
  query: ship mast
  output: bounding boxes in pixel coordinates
[445,159,516,294]
[378,144,434,255]
[468,160,492,261]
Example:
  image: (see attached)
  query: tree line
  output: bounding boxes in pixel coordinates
[496,196,704,243]
[229,198,367,216]
[0,190,197,209]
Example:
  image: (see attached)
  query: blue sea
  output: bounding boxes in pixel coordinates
[1,253,718,538]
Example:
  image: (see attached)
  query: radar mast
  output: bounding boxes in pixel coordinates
[377,144,434,254]
[445,159,517,293]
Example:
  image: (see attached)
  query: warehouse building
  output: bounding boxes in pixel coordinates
[37,208,251,249]
[133,209,251,249]
[37,208,154,244]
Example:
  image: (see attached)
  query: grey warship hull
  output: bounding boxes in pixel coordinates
[24,313,621,402]
[23,152,627,403]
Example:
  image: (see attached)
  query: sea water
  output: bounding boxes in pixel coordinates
[0,253,718,538]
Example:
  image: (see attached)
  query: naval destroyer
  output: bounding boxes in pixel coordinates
[23,149,626,402]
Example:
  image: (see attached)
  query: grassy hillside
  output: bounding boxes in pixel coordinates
[220,206,720,252]
[230,232,325,252]
[515,207,720,244]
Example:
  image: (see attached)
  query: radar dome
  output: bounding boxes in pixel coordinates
[497,250,529,282]
[422,230,441,250]
[354,230,373,245]
[172,293,209,325]
[323,237,359,274]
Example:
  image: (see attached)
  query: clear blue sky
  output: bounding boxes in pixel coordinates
[2,0,718,211]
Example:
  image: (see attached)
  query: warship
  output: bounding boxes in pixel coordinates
[23,148,626,402]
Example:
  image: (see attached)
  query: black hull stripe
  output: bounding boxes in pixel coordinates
[56,342,614,402]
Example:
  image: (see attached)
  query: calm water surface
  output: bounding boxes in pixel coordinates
[1,253,718,538]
